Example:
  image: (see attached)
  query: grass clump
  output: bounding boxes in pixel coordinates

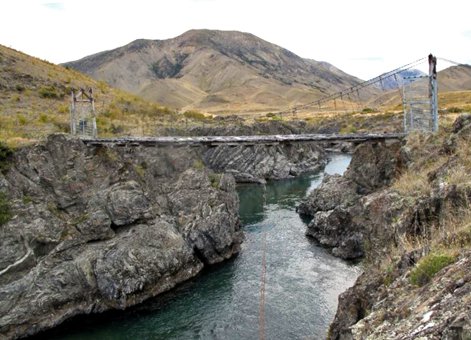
[183,110,207,121]
[38,86,62,99]
[361,107,377,114]
[193,159,205,170]
[392,172,430,197]
[208,173,221,189]
[409,252,456,286]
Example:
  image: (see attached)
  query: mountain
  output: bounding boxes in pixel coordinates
[368,64,471,108]
[377,69,427,90]
[64,29,365,113]
[437,64,471,91]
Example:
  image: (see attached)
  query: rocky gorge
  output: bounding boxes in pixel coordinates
[0,134,245,339]
[0,132,329,339]
[299,115,471,339]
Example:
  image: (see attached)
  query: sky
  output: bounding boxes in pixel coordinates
[1,0,470,80]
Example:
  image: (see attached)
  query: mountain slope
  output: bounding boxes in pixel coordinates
[368,65,471,109]
[64,29,365,113]
[0,44,178,145]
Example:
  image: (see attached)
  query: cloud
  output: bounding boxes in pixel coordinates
[42,2,64,10]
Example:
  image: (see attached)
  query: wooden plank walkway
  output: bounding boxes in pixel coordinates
[81,133,405,147]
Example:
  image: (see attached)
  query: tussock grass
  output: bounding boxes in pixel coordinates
[392,172,430,197]
[409,251,456,286]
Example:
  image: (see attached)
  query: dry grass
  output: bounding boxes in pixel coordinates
[374,122,471,282]
[392,171,431,197]
[0,45,213,147]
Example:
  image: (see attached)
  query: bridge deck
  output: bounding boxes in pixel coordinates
[81,133,405,147]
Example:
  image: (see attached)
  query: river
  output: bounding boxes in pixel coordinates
[36,153,360,340]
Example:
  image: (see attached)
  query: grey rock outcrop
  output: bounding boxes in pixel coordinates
[203,142,326,184]
[327,116,471,339]
[298,141,403,259]
[0,134,242,339]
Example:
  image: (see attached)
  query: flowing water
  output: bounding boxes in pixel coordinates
[37,153,359,340]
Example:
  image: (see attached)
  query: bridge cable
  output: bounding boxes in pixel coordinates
[274,56,428,115]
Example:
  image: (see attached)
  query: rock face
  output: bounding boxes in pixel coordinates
[203,142,327,184]
[0,134,242,339]
[331,253,471,340]
[298,141,403,259]
[318,115,471,339]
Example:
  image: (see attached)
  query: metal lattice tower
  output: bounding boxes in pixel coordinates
[402,54,438,133]
[70,88,97,138]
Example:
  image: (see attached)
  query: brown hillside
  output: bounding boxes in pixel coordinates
[0,45,181,145]
[64,29,368,114]
[368,65,471,110]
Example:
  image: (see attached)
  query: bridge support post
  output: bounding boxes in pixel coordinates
[429,54,438,132]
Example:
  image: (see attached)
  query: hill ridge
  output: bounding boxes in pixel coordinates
[63,29,366,113]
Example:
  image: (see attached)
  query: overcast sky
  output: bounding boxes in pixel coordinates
[1,0,470,80]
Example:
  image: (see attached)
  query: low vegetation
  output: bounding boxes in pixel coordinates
[372,116,471,291]
[409,252,456,286]
[0,45,213,146]
[0,142,13,172]
[0,192,11,226]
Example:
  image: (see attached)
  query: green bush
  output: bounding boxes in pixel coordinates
[38,113,48,123]
[208,173,221,189]
[38,86,61,99]
[409,252,456,286]
[17,114,27,125]
[0,142,13,172]
[0,192,11,226]
[447,107,463,113]
[183,110,206,121]
[361,107,377,114]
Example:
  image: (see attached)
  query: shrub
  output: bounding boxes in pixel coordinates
[447,107,463,113]
[183,110,207,121]
[361,107,377,114]
[208,173,221,189]
[0,142,13,172]
[38,113,48,123]
[15,84,25,92]
[17,114,27,125]
[0,192,11,226]
[38,86,60,99]
[409,252,456,286]
[0,192,11,225]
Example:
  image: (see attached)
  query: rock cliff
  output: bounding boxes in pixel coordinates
[0,134,242,339]
[298,141,403,259]
[299,115,471,339]
[203,142,326,184]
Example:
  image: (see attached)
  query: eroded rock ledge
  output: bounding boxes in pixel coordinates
[0,134,242,339]
[297,141,403,259]
[203,142,327,184]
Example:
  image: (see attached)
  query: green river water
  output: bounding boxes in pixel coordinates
[36,153,360,340]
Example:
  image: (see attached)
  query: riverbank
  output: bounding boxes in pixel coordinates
[299,115,471,339]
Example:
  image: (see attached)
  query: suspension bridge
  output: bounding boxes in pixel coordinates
[73,54,467,147]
